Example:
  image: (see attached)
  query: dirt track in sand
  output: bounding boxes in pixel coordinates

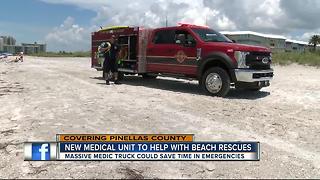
[0,57,319,179]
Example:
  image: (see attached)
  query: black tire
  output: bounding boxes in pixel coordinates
[142,73,157,79]
[201,67,230,97]
[118,72,124,81]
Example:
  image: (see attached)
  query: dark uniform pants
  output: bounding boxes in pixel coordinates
[103,58,118,79]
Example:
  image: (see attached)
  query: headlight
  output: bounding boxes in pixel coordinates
[234,51,249,68]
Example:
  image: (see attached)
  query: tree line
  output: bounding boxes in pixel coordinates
[309,35,320,51]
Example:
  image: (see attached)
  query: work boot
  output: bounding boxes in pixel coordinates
[114,80,121,85]
[106,80,110,85]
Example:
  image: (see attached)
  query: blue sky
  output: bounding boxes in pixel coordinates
[0,0,319,52]
[0,0,94,47]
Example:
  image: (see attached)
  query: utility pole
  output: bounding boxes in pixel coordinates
[205,16,208,26]
[165,16,168,27]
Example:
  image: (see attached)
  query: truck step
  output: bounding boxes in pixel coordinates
[118,68,136,73]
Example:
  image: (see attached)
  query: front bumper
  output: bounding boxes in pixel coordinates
[234,69,274,82]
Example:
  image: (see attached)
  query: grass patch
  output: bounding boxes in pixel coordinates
[272,51,320,67]
[30,51,91,57]
[29,51,320,67]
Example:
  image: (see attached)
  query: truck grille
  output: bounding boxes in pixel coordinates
[246,52,271,70]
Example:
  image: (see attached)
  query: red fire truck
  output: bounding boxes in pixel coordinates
[91,24,274,97]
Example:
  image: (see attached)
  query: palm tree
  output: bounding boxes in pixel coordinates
[309,35,320,51]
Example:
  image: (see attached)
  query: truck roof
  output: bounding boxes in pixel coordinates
[95,23,210,33]
[154,24,210,31]
[98,26,130,32]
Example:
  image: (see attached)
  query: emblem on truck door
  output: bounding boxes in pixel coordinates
[175,50,187,63]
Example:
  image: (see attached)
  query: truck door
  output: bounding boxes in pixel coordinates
[147,29,178,73]
[174,30,198,75]
[146,29,197,75]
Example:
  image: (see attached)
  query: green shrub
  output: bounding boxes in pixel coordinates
[29,51,320,67]
[272,51,320,67]
[30,51,91,57]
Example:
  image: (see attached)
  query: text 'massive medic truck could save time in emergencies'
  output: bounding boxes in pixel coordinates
[91,24,274,97]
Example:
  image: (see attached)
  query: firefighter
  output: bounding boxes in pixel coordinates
[101,35,121,85]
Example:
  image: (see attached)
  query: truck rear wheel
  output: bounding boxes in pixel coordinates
[201,67,230,97]
[118,72,124,81]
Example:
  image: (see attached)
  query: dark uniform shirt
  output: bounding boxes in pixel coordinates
[103,42,120,73]
[104,43,119,62]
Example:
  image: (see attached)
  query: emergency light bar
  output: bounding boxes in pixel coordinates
[178,22,209,28]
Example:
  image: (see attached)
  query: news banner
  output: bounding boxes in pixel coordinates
[24,134,260,161]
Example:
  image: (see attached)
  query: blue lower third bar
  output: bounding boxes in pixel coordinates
[25,142,260,161]
[59,142,259,153]
[57,142,260,161]
[59,152,259,161]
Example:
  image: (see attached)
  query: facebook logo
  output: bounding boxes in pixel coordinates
[24,142,56,161]
[31,143,50,160]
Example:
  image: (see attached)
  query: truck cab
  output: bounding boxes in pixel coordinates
[91,24,274,97]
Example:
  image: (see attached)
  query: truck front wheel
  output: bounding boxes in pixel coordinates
[201,67,230,97]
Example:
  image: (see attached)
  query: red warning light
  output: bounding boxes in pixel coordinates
[178,22,209,28]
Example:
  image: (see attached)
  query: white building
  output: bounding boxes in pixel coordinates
[220,31,310,53]
[285,39,310,52]
[0,36,16,46]
[0,37,4,52]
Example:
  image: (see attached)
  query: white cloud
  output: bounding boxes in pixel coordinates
[40,0,108,10]
[41,0,320,51]
[296,30,320,42]
[45,17,96,51]
[280,0,320,29]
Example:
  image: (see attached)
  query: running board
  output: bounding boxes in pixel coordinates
[118,68,137,73]
[158,73,196,81]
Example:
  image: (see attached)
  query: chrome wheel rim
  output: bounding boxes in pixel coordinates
[205,73,222,94]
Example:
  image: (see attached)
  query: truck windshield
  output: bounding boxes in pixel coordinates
[192,28,232,43]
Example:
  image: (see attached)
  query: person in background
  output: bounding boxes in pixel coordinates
[100,35,121,85]
[14,52,24,62]
[19,52,24,62]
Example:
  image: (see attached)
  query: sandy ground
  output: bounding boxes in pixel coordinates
[0,56,319,179]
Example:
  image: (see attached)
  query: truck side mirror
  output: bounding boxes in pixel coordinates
[232,40,236,43]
